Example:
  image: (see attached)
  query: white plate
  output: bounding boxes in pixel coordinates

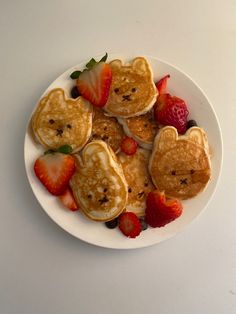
[24,54,223,249]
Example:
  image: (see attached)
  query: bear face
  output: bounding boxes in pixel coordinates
[31,88,93,152]
[104,57,157,118]
[70,140,128,221]
[149,126,211,199]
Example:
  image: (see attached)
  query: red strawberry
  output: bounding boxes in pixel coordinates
[118,212,141,238]
[76,62,112,107]
[59,187,78,211]
[120,136,138,155]
[145,190,183,228]
[154,93,189,134]
[155,74,170,95]
[34,153,76,196]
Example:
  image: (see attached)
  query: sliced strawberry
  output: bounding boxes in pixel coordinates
[76,62,112,107]
[120,136,138,155]
[145,190,183,228]
[154,93,189,134]
[59,187,78,211]
[155,74,170,95]
[118,212,141,238]
[34,153,76,196]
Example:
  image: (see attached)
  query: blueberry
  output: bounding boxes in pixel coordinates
[187,119,198,129]
[105,218,118,229]
[139,217,148,231]
[70,86,80,99]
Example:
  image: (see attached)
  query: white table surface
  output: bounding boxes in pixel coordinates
[0,1,235,313]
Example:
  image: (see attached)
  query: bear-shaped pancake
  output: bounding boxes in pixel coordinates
[31,88,93,152]
[118,148,155,217]
[104,57,157,118]
[70,140,128,221]
[149,126,211,199]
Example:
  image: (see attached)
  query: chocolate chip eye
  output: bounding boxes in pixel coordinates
[114,88,119,93]
[67,124,72,129]
[190,169,195,174]
[128,187,132,193]
[49,119,55,124]
[131,87,136,92]
[171,171,176,175]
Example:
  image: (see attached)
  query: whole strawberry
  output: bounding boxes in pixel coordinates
[145,190,183,228]
[154,94,189,134]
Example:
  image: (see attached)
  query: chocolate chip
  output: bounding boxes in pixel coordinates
[104,188,108,193]
[67,124,72,129]
[49,119,55,124]
[138,191,145,198]
[190,169,195,174]
[114,88,119,93]
[87,194,92,199]
[131,87,136,92]
[171,171,176,175]
[144,123,148,128]
[180,178,188,185]
[56,129,63,137]
[98,195,109,204]
[122,94,131,101]
[128,188,132,193]
[144,182,149,187]
[103,126,107,131]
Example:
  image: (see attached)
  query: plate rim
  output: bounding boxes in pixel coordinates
[24,54,223,249]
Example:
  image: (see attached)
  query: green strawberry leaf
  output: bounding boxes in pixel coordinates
[86,58,97,69]
[99,52,108,63]
[70,53,108,79]
[70,70,82,79]
[57,145,73,154]
[44,145,73,155]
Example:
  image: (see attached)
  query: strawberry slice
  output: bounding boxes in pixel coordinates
[59,187,78,211]
[71,53,112,108]
[145,190,183,228]
[34,153,76,196]
[155,74,170,95]
[120,136,138,155]
[118,212,141,238]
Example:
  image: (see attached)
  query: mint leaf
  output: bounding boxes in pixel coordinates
[70,71,82,79]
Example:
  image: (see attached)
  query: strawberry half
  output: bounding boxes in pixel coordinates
[145,190,183,228]
[155,74,170,95]
[71,53,112,108]
[154,93,189,134]
[118,212,141,238]
[34,153,76,196]
[120,136,138,155]
[59,187,78,211]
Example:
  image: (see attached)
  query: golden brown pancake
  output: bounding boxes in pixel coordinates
[90,108,124,153]
[104,57,158,118]
[149,126,211,199]
[118,148,155,216]
[118,111,159,150]
[70,140,128,221]
[31,88,93,152]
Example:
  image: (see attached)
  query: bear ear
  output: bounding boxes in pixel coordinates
[156,126,178,152]
[132,57,150,76]
[109,59,122,70]
[187,127,208,149]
